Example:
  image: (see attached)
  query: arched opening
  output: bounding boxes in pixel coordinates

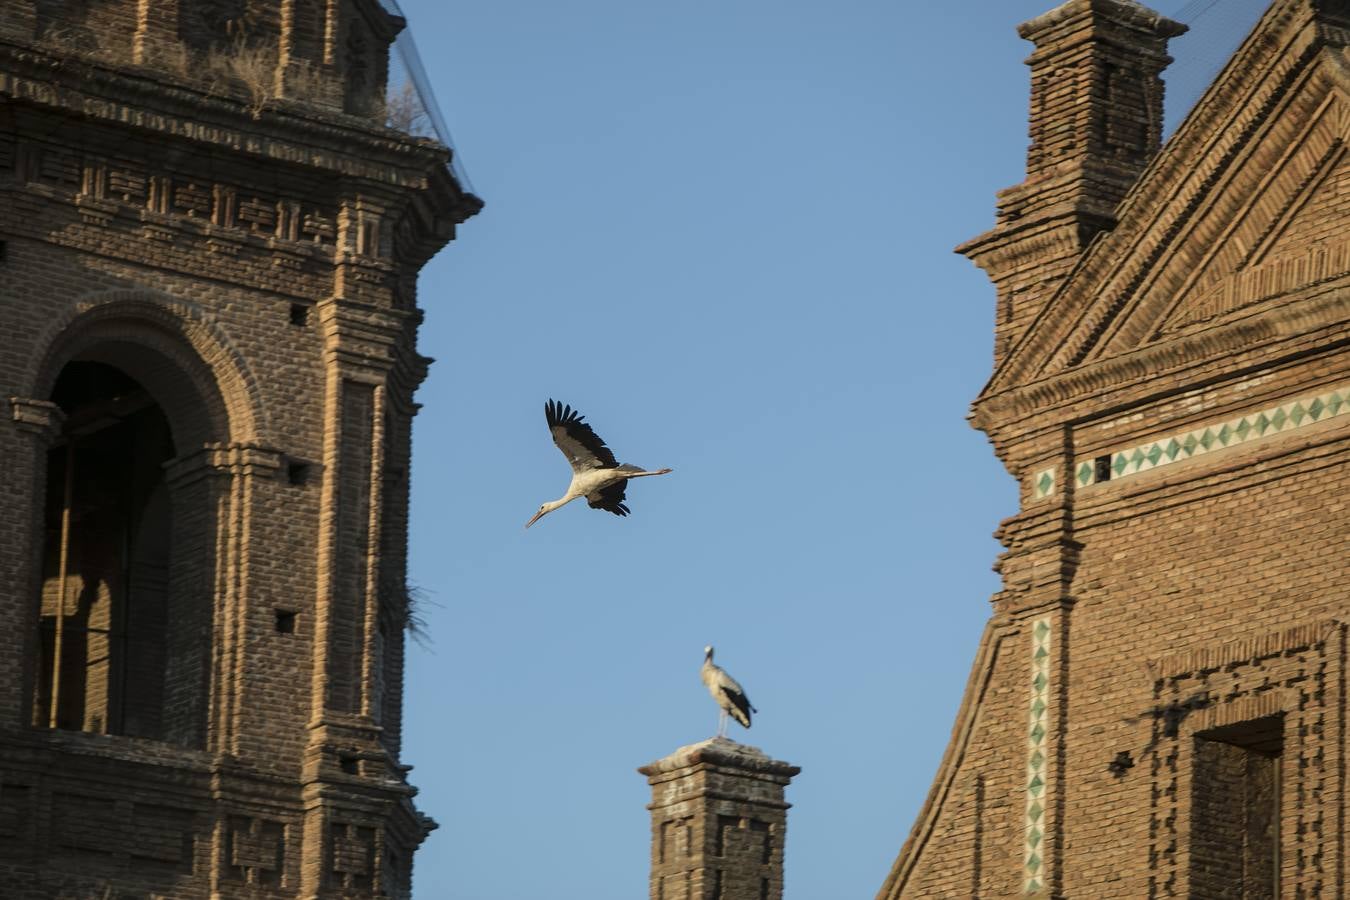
[27,305,244,750]
[32,361,182,742]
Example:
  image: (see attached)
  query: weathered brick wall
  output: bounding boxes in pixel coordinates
[1055,371,1349,897]
[879,1,1350,897]
[0,0,479,895]
[886,304,1350,900]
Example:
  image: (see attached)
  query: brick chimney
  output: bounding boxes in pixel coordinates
[958,0,1185,368]
[639,738,800,900]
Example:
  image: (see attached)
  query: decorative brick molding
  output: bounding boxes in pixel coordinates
[1078,381,1349,486]
[224,815,288,887]
[973,291,1349,435]
[1028,380,1349,497]
[8,396,64,436]
[27,290,267,447]
[1144,621,1345,898]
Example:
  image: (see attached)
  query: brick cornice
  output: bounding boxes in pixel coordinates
[7,396,63,437]
[1018,0,1185,41]
[956,206,1090,273]
[164,443,284,486]
[317,295,413,376]
[0,41,478,222]
[639,738,800,781]
[972,287,1349,446]
[1072,430,1350,532]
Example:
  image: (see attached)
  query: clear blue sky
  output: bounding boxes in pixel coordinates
[395,2,1268,897]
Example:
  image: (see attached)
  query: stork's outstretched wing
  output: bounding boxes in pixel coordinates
[546,399,618,471]
[587,480,630,517]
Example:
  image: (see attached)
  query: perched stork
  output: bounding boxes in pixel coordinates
[701,645,756,737]
[526,399,672,528]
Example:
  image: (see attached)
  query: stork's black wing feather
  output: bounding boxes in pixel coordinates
[586,480,630,516]
[545,399,619,470]
[721,685,754,726]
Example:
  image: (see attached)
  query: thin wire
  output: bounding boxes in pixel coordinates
[375,0,476,196]
[1172,0,1220,21]
[1162,0,1272,134]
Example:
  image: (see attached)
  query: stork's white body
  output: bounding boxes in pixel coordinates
[701,646,756,736]
[563,465,663,508]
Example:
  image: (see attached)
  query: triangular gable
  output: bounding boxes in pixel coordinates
[1125,85,1350,341]
[983,0,1350,398]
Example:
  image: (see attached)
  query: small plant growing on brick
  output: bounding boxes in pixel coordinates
[35,24,104,60]
[204,36,278,119]
[384,81,430,136]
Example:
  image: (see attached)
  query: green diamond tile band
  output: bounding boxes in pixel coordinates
[1025,616,1051,894]
[1031,383,1350,495]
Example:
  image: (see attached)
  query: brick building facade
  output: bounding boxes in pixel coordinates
[879,0,1350,897]
[0,0,478,896]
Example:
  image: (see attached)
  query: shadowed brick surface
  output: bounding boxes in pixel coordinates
[0,1,480,896]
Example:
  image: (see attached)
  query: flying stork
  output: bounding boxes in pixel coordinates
[701,645,757,738]
[526,399,672,528]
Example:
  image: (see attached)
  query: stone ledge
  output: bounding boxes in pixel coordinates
[638,737,799,779]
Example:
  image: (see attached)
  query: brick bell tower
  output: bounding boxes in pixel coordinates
[0,1,479,897]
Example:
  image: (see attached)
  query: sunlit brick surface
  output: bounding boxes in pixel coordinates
[879,1,1350,897]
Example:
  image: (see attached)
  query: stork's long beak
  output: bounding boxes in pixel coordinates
[525,510,545,529]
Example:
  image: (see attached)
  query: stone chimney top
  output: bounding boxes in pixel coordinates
[639,738,799,900]
[638,737,801,779]
[958,0,1185,369]
[1019,0,1185,38]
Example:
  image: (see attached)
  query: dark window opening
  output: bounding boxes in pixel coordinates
[274,609,297,634]
[32,362,175,741]
[287,461,311,485]
[1094,455,1113,483]
[289,303,309,327]
[1191,715,1283,899]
